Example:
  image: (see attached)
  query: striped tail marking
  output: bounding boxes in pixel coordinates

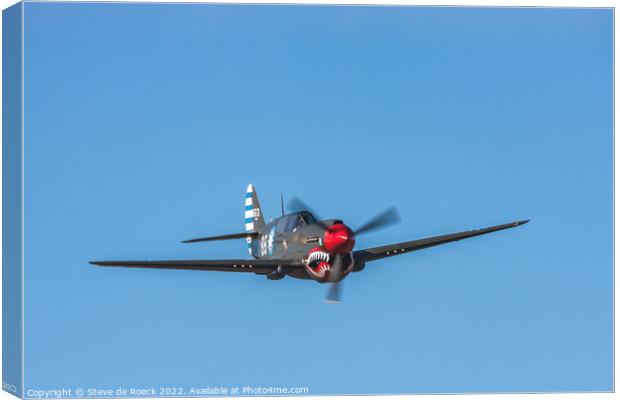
[244,184,264,255]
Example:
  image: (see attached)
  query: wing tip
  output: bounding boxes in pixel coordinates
[515,219,530,227]
[89,261,105,266]
[90,260,125,267]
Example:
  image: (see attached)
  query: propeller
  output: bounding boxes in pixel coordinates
[287,197,330,230]
[289,197,401,236]
[325,254,344,303]
[354,206,401,235]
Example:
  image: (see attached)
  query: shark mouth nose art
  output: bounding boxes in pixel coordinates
[305,248,332,278]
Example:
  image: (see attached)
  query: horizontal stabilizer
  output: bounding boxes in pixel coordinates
[182,231,258,244]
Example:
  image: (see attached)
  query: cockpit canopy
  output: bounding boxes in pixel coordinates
[276,212,317,233]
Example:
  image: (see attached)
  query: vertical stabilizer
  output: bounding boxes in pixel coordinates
[244,184,265,255]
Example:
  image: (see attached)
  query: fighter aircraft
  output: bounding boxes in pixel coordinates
[90,184,529,303]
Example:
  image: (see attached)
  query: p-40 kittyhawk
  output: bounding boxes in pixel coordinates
[90,184,529,303]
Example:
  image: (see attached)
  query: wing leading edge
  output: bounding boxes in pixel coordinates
[89,259,304,274]
[354,220,529,263]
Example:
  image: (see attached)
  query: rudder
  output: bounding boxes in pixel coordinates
[244,184,265,254]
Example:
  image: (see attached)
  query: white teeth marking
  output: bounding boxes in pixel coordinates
[306,251,355,278]
[306,250,334,277]
[307,251,329,265]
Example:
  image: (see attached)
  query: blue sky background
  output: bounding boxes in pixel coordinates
[22,3,612,395]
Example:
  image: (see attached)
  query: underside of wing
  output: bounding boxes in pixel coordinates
[89,258,304,274]
[354,220,529,263]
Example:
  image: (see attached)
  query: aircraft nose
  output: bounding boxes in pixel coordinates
[323,223,355,253]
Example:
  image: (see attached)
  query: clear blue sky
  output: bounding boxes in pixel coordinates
[22,3,612,395]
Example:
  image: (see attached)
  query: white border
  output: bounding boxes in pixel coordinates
[20,0,23,396]
[0,2,615,400]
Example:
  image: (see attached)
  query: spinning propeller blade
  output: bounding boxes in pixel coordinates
[354,207,401,235]
[288,197,330,230]
[325,254,344,304]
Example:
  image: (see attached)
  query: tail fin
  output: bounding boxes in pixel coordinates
[245,184,265,254]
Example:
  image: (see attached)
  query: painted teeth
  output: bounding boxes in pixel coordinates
[306,250,335,278]
[305,250,355,279]
[319,264,332,275]
[307,251,329,263]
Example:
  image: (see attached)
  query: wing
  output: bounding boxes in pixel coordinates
[89,258,304,274]
[354,220,529,263]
